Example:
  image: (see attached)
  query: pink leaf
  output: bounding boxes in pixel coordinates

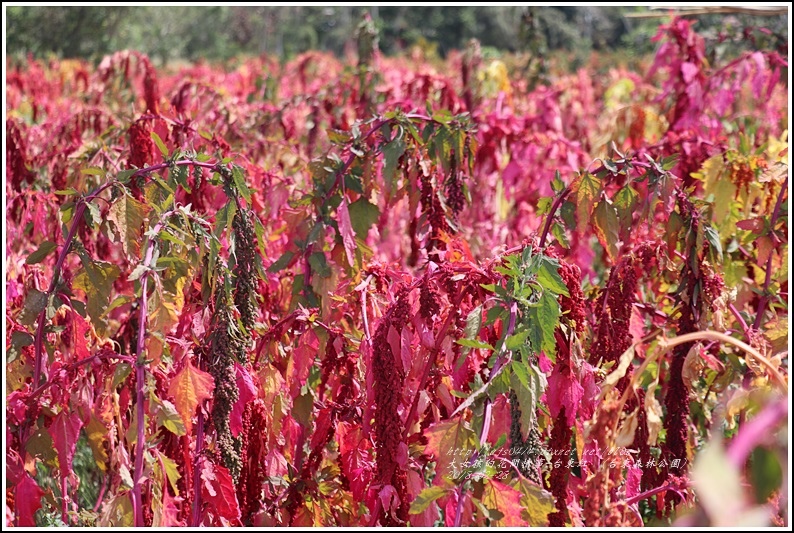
[625,464,642,499]
[199,456,241,523]
[15,474,44,527]
[406,468,439,526]
[337,198,357,267]
[48,410,84,480]
[546,365,583,427]
[680,62,699,84]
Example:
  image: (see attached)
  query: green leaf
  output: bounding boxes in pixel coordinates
[551,170,565,194]
[26,241,57,265]
[8,330,35,363]
[536,196,553,215]
[54,187,79,196]
[73,256,121,333]
[156,399,187,436]
[268,250,294,273]
[526,292,560,360]
[151,131,169,158]
[127,264,150,282]
[749,447,782,504]
[464,305,483,339]
[173,164,192,193]
[536,256,569,296]
[347,198,380,238]
[550,222,569,249]
[704,225,723,263]
[213,200,236,240]
[102,295,134,318]
[614,184,639,234]
[515,478,555,526]
[116,169,137,183]
[19,289,48,326]
[232,166,252,204]
[84,200,102,228]
[593,198,620,261]
[81,167,106,177]
[409,486,450,514]
[571,172,601,235]
[509,361,546,438]
[382,136,406,196]
[308,252,331,278]
[112,363,133,389]
[107,193,151,258]
[457,338,494,350]
[159,453,182,496]
[505,329,530,351]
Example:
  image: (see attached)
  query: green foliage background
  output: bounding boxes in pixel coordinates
[6,6,788,65]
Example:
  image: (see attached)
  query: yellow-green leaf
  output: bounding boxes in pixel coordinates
[409,486,450,514]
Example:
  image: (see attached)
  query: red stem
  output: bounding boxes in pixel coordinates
[625,480,690,507]
[131,210,170,527]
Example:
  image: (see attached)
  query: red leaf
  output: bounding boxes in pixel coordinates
[487,395,512,446]
[48,410,83,480]
[442,490,473,526]
[481,479,527,527]
[67,310,91,363]
[337,422,374,500]
[289,329,318,398]
[625,464,642,500]
[199,456,241,523]
[155,490,185,527]
[309,406,334,455]
[337,197,357,267]
[229,363,256,438]
[545,365,583,427]
[168,359,215,434]
[424,419,476,481]
[15,474,44,527]
[406,468,439,526]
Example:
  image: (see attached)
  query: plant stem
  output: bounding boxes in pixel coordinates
[32,201,87,387]
[402,290,466,439]
[31,158,219,389]
[658,331,787,390]
[728,303,751,339]
[726,397,787,468]
[453,301,516,527]
[538,188,571,249]
[752,177,787,330]
[192,410,205,527]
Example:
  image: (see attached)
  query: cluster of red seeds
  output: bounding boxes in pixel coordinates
[371,289,411,525]
[237,399,268,525]
[590,256,638,372]
[558,261,586,331]
[547,408,572,526]
[128,118,154,169]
